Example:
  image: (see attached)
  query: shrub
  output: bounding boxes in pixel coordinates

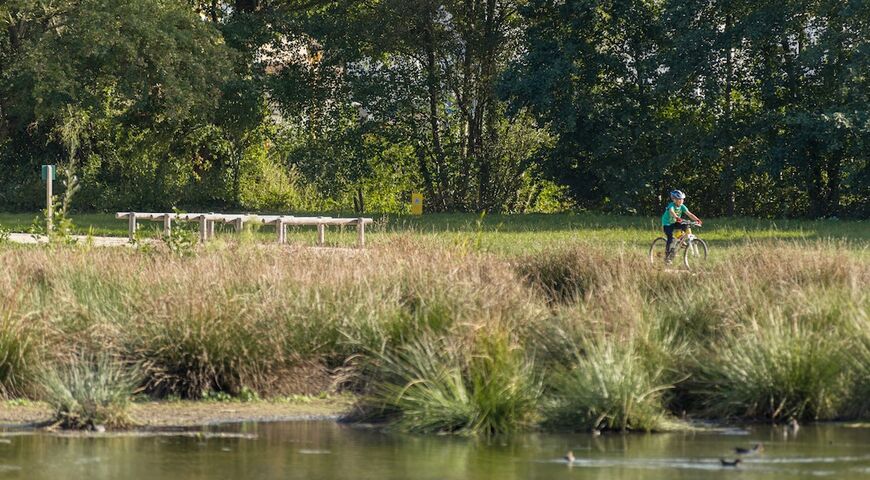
[164,225,197,257]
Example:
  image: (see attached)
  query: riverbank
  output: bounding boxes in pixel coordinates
[0,396,353,429]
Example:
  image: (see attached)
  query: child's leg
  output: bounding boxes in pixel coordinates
[664,225,675,253]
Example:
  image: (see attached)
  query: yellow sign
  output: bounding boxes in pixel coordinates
[410,192,423,215]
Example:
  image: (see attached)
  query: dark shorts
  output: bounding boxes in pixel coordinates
[663,223,688,251]
[663,223,689,237]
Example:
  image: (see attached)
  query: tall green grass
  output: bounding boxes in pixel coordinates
[128,293,290,398]
[844,317,870,419]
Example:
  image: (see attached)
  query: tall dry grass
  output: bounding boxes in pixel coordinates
[0,239,866,432]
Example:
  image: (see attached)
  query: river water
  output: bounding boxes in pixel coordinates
[0,421,868,479]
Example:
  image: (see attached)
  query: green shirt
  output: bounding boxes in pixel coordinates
[661,202,689,226]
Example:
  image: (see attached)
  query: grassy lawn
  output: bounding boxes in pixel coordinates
[1,211,867,254]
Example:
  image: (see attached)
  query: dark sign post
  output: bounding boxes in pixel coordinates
[41,165,56,233]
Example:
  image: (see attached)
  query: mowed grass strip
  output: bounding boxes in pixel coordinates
[1,211,867,254]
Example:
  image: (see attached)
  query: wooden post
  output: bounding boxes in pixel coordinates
[128,213,137,241]
[199,216,208,243]
[234,218,244,233]
[276,219,285,244]
[357,218,365,248]
[207,213,215,240]
[163,215,172,236]
[45,166,53,234]
[317,223,325,246]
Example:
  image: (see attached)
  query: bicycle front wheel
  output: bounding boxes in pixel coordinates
[683,238,708,270]
[649,237,668,264]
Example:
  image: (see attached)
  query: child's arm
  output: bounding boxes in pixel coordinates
[667,206,679,222]
[685,209,702,224]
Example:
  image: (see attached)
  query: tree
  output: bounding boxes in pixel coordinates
[0,0,234,209]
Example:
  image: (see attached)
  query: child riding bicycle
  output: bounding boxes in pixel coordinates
[661,190,702,261]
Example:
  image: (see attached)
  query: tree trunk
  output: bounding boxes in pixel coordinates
[415,143,437,206]
[827,150,842,217]
[475,0,498,211]
[425,37,450,210]
[723,12,736,217]
[807,141,825,218]
[353,186,365,214]
[456,0,476,206]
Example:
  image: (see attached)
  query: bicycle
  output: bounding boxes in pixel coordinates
[648,220,708,270]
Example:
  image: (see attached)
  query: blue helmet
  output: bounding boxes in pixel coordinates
[670,189,686,200]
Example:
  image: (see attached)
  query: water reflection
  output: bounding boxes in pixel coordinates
[0,422,867,479]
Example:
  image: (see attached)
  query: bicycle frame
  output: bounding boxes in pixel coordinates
[669,222,700,255]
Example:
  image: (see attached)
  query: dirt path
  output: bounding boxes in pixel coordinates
[0,397,353,429]
[8,233,132,247]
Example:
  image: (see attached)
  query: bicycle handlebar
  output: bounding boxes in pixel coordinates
[679,220,702,227]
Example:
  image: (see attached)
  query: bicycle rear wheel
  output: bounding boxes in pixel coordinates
[648,237,668,264]
[683,238,708,270]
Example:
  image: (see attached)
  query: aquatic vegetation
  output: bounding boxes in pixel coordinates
[41,355,140,429]
[844,319,870,419]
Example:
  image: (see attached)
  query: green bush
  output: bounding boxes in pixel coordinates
[164,225,197,257]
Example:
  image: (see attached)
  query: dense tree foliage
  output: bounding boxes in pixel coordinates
[503,0,869,217]
[0,0,866,217]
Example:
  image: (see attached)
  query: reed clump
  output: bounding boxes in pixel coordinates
[41,355,140,430]
[693,317,850,420]
[352,331,541,435]
[0,291,47,398]
[127,292,290,398]
[544,336,681,432]
[0,238,866,433]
